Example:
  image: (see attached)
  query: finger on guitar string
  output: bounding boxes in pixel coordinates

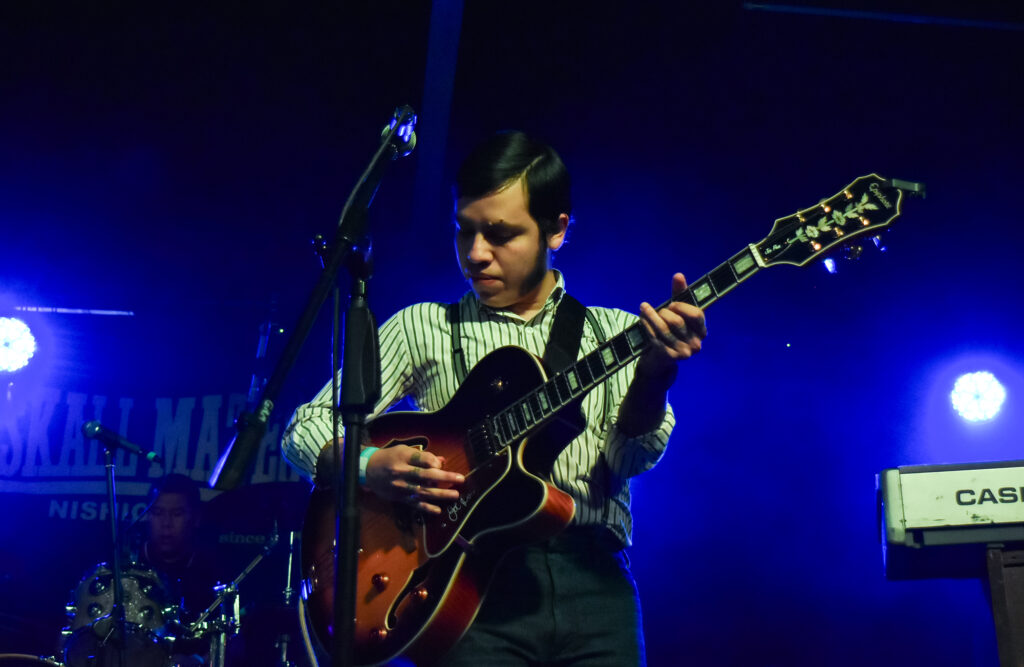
[664,272,707,342]
[400,461,465,488]
[640,304,696,358]
[401,480,453,514]
[400,476,460,501]
[669,320,688,340]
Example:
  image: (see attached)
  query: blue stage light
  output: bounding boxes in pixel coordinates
[950,371,1006,422]
[0,317,37,372]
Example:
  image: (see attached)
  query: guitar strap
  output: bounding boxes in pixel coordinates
[541,293,586,375]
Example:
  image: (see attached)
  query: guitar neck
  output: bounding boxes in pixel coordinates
[479,174,922,455]
[481,243,765,454]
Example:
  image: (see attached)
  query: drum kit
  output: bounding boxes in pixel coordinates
[1,482,317,667]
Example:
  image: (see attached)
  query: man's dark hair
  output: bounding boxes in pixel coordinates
[149,473,201,511]
[454,131,572,237]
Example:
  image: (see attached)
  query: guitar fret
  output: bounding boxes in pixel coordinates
[612,337,631,362]
[674,290,698,307]
[513,406,526,433]
[555,375,571,402]
[540,385,557,411]
[731,249,757,278]
[493,415,509,446]
[690,279,715,306]
[576,360,593,386]
[520,401,532,425]
[504,412,516,438]
[513,402,525,426]
[588,355,605,382]
[545,384,559,409]
[528,394,543,419]
[709,264,735,296]
[625,326,645,351]
[601,345,616,368]
[566,369,580,394]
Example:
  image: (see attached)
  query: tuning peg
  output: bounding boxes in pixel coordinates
[871,235,887,253]
[822,258,837,274]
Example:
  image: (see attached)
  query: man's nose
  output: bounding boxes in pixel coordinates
[466,234,492,263]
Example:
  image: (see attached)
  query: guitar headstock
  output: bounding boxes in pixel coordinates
[755,174,923,268]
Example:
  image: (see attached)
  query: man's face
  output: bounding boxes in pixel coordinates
[148,492,197,558]
[454,179,564,311]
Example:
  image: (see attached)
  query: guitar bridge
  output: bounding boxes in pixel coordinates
[467,418,502,459]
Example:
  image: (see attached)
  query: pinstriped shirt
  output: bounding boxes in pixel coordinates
[281,272,675,547]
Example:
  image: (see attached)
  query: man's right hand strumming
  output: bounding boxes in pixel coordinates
[317,442,463,515]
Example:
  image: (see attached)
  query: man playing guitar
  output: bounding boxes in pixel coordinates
[282,131,706,666]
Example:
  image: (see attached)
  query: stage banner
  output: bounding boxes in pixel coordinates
[0,386,308,657]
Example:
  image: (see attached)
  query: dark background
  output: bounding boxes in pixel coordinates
[2,2,1023,665]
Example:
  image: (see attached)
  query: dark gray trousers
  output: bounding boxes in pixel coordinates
[439,528,646,667]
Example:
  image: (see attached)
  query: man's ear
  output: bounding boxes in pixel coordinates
[547,213,570,251]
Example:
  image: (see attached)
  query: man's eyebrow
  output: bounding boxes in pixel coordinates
[454,216,518,229]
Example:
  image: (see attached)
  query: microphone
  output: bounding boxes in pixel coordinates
[82,420,164,465]
[380,106,417,158]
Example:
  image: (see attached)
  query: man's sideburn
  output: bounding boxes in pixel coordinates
[517,232,551,302]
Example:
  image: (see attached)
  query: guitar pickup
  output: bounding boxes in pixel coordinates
[467,419,502,458]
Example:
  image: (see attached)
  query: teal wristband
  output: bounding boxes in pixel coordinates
[359,447,379,485]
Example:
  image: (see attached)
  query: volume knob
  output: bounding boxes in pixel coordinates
[371,573,390,591]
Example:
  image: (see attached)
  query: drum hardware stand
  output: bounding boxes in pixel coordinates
[271,530,301,667]
[82,422,162,667]
[188,529,280,667]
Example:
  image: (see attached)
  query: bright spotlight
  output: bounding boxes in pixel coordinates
[0,317,37,372]
[951,371,1006,422]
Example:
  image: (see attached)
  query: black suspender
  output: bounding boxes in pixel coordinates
[448,302,468,384]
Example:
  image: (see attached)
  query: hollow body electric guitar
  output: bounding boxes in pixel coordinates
[302,174,924,665]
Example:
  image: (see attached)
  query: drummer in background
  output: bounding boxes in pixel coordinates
[139,473,221,621]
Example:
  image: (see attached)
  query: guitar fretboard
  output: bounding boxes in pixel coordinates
[472,243,765,456]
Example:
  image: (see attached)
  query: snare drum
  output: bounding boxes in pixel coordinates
[62,563,180,667]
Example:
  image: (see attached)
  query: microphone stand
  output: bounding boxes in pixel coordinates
[330,239,379,667]
[207,106,417,667]
[101,445,127,667]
